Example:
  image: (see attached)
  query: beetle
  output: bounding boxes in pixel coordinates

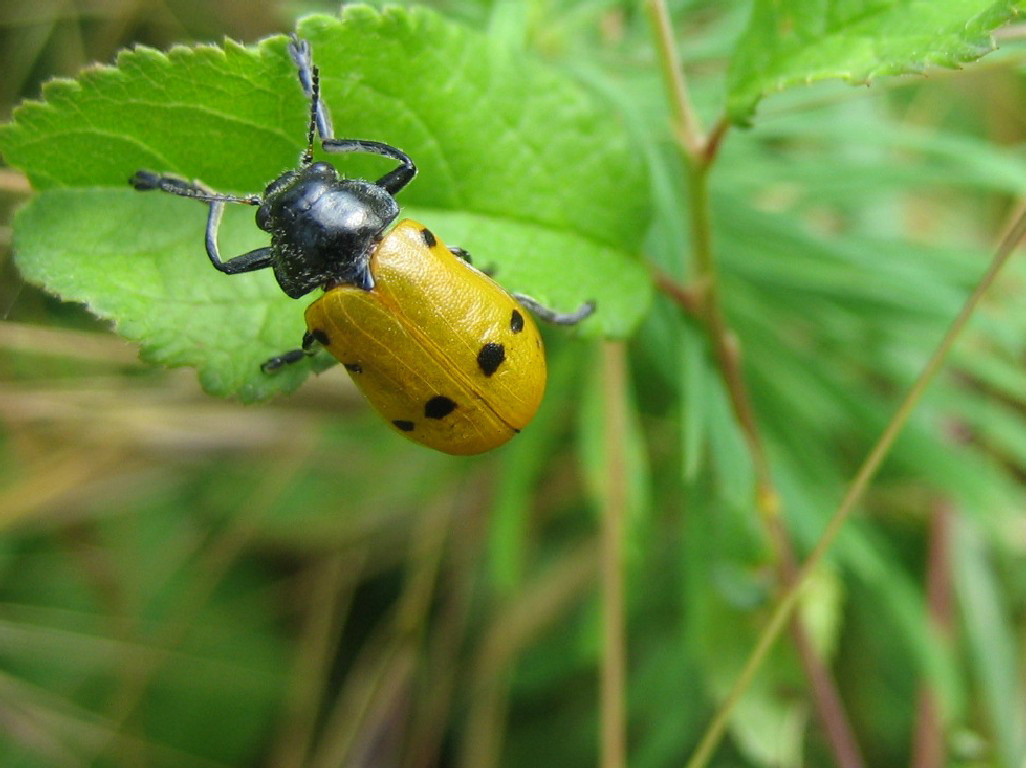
[130,35,594,455]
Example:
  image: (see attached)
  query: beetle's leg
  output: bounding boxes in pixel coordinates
[320,138,418,195]
[287,37,416,194]
[513,295,596,326]
[288,35,334,144]
[203,201,274,275]
[261,331,321,373]
[450,246,503,277]
[130,171,272,275]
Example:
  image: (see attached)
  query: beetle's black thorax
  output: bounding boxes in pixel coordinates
[256,162,398,298]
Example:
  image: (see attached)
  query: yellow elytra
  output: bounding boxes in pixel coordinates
[305,220,547,455]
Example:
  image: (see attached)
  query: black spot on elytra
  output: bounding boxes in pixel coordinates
[421,228,436,248]
[510,310,524,334]
[476,342,506,377]
[311,328,331,346]
[424,396,457,420]
[343,362,363,374]
[392,420,415,432]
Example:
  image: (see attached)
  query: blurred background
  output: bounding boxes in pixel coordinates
[2,1,1026,767]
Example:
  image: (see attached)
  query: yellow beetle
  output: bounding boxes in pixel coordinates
[130,36,593,455]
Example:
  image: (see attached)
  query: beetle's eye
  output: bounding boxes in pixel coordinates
[265,170,298,199]
[256,205,271,231]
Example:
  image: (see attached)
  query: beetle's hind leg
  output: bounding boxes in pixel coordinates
[514,295,596,326]
[261,331,322,373]
[455,251,593,324]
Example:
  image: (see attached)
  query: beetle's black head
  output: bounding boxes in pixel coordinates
[256,161,399,298]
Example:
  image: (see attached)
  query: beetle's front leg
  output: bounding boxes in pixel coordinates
[130,171,271,275]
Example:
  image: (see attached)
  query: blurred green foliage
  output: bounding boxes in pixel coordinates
[0,1,1025,768]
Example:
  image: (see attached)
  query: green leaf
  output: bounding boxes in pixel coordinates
[0,7,650,401]
[727,0,1026,124]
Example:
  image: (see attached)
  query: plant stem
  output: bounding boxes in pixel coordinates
[685,202,1026,768]
[270,554,361,768]
[644,0,703,155]
[685,163,773,500]
[650,264,703,318]
[0,168,30,195]
[686,153,866,768]
[600,341,629,768]
[910,500,953,768]
[645,2,865,766]
[463,543,599,768]
[311,495,453,768]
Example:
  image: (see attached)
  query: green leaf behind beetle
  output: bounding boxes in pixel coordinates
[0,7,650,400]
[728,0,1026,124]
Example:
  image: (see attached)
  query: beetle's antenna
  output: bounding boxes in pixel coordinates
[129,170,261,205]
[288,34,335,144]
[301,64,320,166]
